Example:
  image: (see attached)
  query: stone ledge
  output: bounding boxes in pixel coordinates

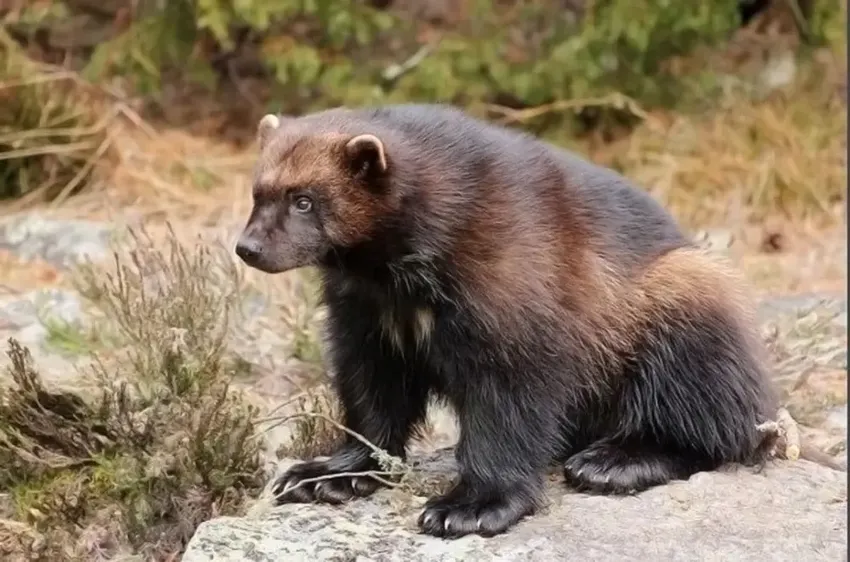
[183,449,847,562]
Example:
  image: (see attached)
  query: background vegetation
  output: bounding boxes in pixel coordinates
[1,0,844,221]
[0,0,846,560]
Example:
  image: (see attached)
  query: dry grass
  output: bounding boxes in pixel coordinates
[593,48,846,230]
[0,30,117,206]
[1,35,842,243]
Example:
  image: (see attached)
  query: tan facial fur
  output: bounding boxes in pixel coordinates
[250,115,398,249]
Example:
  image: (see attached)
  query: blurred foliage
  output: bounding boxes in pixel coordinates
[6,1,843,123]
[82,0,743,113]
[0,0,844,200]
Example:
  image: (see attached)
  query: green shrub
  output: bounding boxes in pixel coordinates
[81,1,752,126]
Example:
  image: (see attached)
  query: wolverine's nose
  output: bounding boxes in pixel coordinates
[235,238,262,265]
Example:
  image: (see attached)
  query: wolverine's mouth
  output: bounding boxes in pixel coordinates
[234,239,320,274]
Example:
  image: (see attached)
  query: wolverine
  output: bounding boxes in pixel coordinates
[235,104,777,539]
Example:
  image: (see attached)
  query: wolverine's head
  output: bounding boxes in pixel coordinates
[236,112,398,274]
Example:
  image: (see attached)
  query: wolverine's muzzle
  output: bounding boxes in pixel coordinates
[235,237,263,266]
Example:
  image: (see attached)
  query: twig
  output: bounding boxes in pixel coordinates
[485,93,650,125]
[272,470,404,499]
[259,410,415,497]
[115,103,159,139]
[46,105,122,207]
[382,39,440,83]
[253,391,312,423]
[782,0,811,41]
[0,124,106,144]
[775,407,800,461]
[0,142,97,161]
[0,71,82,91]
[257,410,412,485]
[257,411,391,461]
[51,131,115,207]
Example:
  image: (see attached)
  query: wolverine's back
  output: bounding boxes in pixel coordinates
[314,103,689,276]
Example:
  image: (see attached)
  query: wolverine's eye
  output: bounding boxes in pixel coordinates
[293,195,313,213]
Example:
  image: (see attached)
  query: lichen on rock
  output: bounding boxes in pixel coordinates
[183,448,847,562]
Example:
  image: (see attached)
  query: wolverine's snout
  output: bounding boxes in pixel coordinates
[235,236,263,266]
[235,226,302,274]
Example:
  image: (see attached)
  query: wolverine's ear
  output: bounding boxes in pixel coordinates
[345,134,388,178]
[257,113,282,148]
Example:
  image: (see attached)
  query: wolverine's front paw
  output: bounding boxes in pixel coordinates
[271,456,381,505]
[417,483,538,539]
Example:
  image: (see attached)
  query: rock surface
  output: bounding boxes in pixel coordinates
[183,448,847,562]
[0,212,117,269]
[184,290,848,562]
[758,293,848,467]
[0,288,90,387]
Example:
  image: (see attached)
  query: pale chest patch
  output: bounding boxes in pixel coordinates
[379,306,435,355]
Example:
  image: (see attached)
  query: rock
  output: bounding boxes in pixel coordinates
[756,293,847,465]
[0,288,86,347]
[757,292,847,325]
[826,405,847,432]
[0,212,117,269]
[0,288,89,387]
[183,448,846,562]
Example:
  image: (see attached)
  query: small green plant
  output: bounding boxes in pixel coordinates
[35,295,115,357]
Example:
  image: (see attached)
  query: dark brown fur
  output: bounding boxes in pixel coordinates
[236,104,778,539]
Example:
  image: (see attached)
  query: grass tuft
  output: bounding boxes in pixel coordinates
[603,48,847,229]
[0,29,115,205]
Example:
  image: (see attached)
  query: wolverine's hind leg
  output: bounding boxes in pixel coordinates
[563,439,696,494]
[564,247,777,495]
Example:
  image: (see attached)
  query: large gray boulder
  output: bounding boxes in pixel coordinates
[183,448,847,562]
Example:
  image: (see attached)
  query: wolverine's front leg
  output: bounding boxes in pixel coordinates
[273,297,430,505]
[417,358,559,538]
